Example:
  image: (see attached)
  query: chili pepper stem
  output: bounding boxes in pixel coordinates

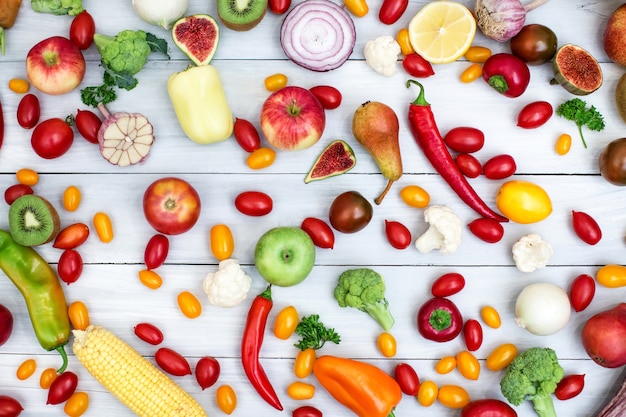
[406,79,429,106]
[259,285,272,300]
[56,345,68,374]
[374,180,394,205]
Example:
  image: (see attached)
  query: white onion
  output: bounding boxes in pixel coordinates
[132,0,189,30]
[515,282,571,336]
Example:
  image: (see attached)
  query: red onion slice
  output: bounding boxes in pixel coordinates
[280,0,356,72]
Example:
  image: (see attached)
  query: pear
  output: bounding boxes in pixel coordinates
[604,3,626,67]
[352,101,402,205]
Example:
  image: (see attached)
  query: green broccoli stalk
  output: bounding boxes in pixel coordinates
[31,0,84,16]
[555,98,605,148]
[500,347,565,417]
[333,268,395,331]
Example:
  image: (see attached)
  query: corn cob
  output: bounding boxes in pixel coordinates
[72,325,207,417]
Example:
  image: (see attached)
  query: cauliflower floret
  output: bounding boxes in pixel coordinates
[202,259,252,307]
[363,36,401,76]
[512,233,553,273]
[415,205,463,255]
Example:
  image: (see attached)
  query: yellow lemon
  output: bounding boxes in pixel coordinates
[496,180,552,224]
[407,1,476,64]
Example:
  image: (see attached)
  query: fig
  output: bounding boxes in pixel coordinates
[172,14,220,66]
[603,3,626,67]
[305,140,356,183]
[551,44,602,96]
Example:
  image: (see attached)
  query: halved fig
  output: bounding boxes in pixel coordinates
[305,140,356,183]
[172,14,220,66]
[552,44,602,96]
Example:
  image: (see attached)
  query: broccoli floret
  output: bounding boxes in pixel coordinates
[31,0,84,16]
[333,268,394,331]
[500,347,565,417]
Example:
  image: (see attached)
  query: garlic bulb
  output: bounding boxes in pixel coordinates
[474,0,550,42]
[132,0,189,30]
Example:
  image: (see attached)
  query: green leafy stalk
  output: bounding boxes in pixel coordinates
[556,98,606,148]
[293,314,341,351]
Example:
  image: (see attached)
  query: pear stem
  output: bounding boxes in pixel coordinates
[374,180,394,205]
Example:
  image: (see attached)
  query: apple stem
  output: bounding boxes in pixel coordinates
[374,180,394,205]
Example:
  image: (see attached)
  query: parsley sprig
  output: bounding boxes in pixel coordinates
[293,314,341,351]
[555,98,606,148]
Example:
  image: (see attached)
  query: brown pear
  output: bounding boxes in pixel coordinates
[352,101,402,205]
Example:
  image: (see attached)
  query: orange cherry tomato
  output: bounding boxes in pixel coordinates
[294,348,316,378]
[460,63,483,83]
[486,343,518,371]
[399,185,430,208]
[438,384,471,408]
[344,0,368,17]
[64,391,89,417]
[93,212,113,243]
[246,147,276,169]
[177,291,202,319]
[435,356,457,374]
[481,305,502,328]
[63,185,82,211]
[40,367,57,389]
[68,301,90,330]
[210,224,235,261]
[417,380,438,407]
[396,28,414,55]
[138,269,163,290]
[273,305,299,340]
[8,78,30,93]
[287,381,315,400]
[216,385,237,414]
[264,73,288,91]
[555,133,572,155]
[16,168,38,186]
[16,358,36,380]
[464,46,492,63]
[596,264,626,288]
[53,223,90,250]
[456,350,480,380]
[376,332,397,358]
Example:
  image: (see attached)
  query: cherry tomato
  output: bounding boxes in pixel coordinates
[309,85,342,110]
[486,343,518,371]
[58,249,83,285]
[8,78,29,93]
[294,348,316,378]
[210,224,234,261]
[482,53,531,98]
[481,305,501,328]
[402,53,434,77]
[464,46,492,63]
[435,356,457,374]
[69,10,95,50]
[293,406,323,417]
[468,218,505,243]
[517,101,553,129]
[4,184,33,205]
[93,212,114,243]
[431,272,465,297]
[460,399,518,417]
[155,347,192,376]
[16,93,40,129]
[234,191,273,216]
[344,0,368,17]
[399,185,430,208]
[555,133,572,155]
[572,210,602,245]
[456,153,482,178]
[15,167,38,186]
[138,269,162,289]
[569,274,596,312]
[394,363,420,395]
[396,28,414,55]
[47,371,78,405]
[287,381,315,400]
[384,219,412,249]
[177,291,202,318]
[74,109,101,144]
[31,118,74,159]
[68,301,90,330]
[444,127,485,153]
[0,304,12,346]
[273,305,299,340]
[53,223,90,249]
[417,380,438,406]
[16,358,36,380]
[378,0,408,24]
[233,118,261,152]
[144,234,170,269]
[64,391,89,417]
[438,384,470,408]
[301,217,335,249]
[463,319,483,351]
[0,396,23,417]
[456,351,480,380]
[460,63,482,83]
[63,185,82,211]
[555,374,585,400]
[376,332,397,357]
[39,367,57,389]
[510,23,557,65]
[596,264,626,288]
[134,322,164,345]
[483,154,516,180]
[195,356,221,390]
[269,0,291,14]
[216,385,237,414]
[246,147,276,169]
[495,180,552,224]
[264,73,288,91]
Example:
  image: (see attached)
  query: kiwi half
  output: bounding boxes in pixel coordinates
[217,0,268,31]
[9,194,61,246]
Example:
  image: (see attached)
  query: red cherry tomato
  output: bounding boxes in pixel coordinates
[555,374,585,400]
[53,223,90,249]
[155,347,192,376]
[134,322,164,345]
[195,356,221,390]
[31,118,74,159]
[74,109,102,144]
[384,219,412,249]
[69,10,96,50]
[233,118,261,152]
[402,53,435,78]
[16,93,40,129]
[460,398,518,417]
[571,210,602,245]
[462,319,483,351]
[309,85,342,110]
[468,218,505,243]
[394,362,420,395]
[4,184,33,205]
[444,127,485,153]
[455,153,482,178]
[431,272,465,297]
[234,191,273,216]
[144,234,169,270]
[58,249,84,285]
[379,0,409,24]
[517,100,553,129]
[292,406,323,417]
[269,0,291,14]
[569,274,595,312]
[47,371,78,405]
[301,217,335,249]
[0,395,23,417]
[483,154,516,180]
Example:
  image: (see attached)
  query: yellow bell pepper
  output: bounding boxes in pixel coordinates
[167,65,233,144]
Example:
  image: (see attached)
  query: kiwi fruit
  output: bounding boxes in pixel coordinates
[9,194,61,246]
[217,0,268,31]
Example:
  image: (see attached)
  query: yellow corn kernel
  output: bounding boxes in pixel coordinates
[73,325,208,417]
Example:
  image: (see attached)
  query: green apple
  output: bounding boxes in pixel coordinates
[254,226,316,287]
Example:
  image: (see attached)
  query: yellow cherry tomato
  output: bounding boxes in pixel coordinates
[460,63,482,83]
[464,46,492,63]
[287,381,315,400]
[435,356,457,374]
[417,380,438,407]
[64,391,89,417]
[273,305,299,340]
[555,133,572,156]
[63,186,82,212]
[264,73,288,91]
[138,269,163,289]
[376,332,397,358]
[39,367,57,389]
[486,343,518,372]
[216,385,237,414]
[456,350,480,380]
[16,168,38,186]
[210,224,235,261]
[246,147,276,169]
[344,0,368,17]
[294,348,316,378]
[438,384,471,408]
[16,358,36,380]
[400,185,430,208]
[178,291,202,319]
[93,212,114,242]
[8,78,29,93]
[481,305,502,329]
[68,301,90,330]
[495,180,552,224]
[396,28,415,56]
[596,264,626,288]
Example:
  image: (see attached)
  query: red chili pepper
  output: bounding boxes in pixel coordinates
[241,286,283,411]
[405,80,508,223]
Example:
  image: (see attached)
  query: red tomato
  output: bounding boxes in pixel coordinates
[431,272,465,297]
[233,118,261,152]
[571,210,602,245]
[47,371,78,405]
[58,249,84,285]
[0,395,23,417]
[455,154,482,178]
[379,0,409,24]
[468,218,505,243]
[301,217,335,249]
[292,406,323,417]
[234,191,273,216]
[155,347,192,376]
[0,304,13,346]
[269,0,291,14]
[69,10,96,50]
[4,184,33,205]
[517,101,553,129]
[462,319,483,351]
[195,356,221,390]
[444,127,485,153]
[134,322,164,345]
[309,85,342,110]
[569,274,595,312]
[402,53,435,78]
[394,362,420,395]
[482,53,530,98]
[16,93,40,129]
[53,223,90,249]
[143,177,202,235]
[384,219,412,249]
[31,118,74,159]
[74,109,102,144]
[144,234,169,270]
[483,154,516,180]
[555,374,585,400]
[460,398,518,417]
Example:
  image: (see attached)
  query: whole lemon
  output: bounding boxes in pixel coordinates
[495,180,552,224]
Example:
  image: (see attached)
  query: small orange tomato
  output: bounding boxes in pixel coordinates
[64,391,89,417]
[264,73,288,91]
[435,356,457,374]
[68,301,90,330]
[287,381,315,400]
[555,133,572,156]
[8,78,29,93]
[273,305,299,340]
[216,385,237,414]
[178,291,202,319]
[246,147,276,169]
[138,269,163,289]
[63,186,82,211]
[456,350,480,380]
[40,367,58,389]
[93,212,113,243]
[486,343,518,371]
[344,0,368,17]
[376,332,397,358]
[438,384,471,408]
[460,63,482,83]
[417,380,438,407]
[294,348,316,378]
[53,223,90,250]
[399,185,430,208]
[16,168,38,186]
[596,264,626,288]
[396,28,414,56]
[464,46,492,63]
[16,358,36,380]
[481,305,502,328]
[210,224,234,261]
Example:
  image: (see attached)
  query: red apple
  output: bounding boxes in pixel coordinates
[581,303,626,368]
[143,177,201,235]
[260,86,325,151]
[26,36,86,95]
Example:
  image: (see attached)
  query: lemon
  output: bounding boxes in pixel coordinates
[407,1,477,64]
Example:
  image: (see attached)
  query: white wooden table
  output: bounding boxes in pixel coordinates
[1,0,625,416]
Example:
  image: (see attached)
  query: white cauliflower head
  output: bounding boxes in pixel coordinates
[202,259,252,307]
[364,36,401,76]
[512,233,553,273]
[415,205,463,255]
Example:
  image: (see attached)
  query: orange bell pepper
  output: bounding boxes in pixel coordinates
[313,355,402,417]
